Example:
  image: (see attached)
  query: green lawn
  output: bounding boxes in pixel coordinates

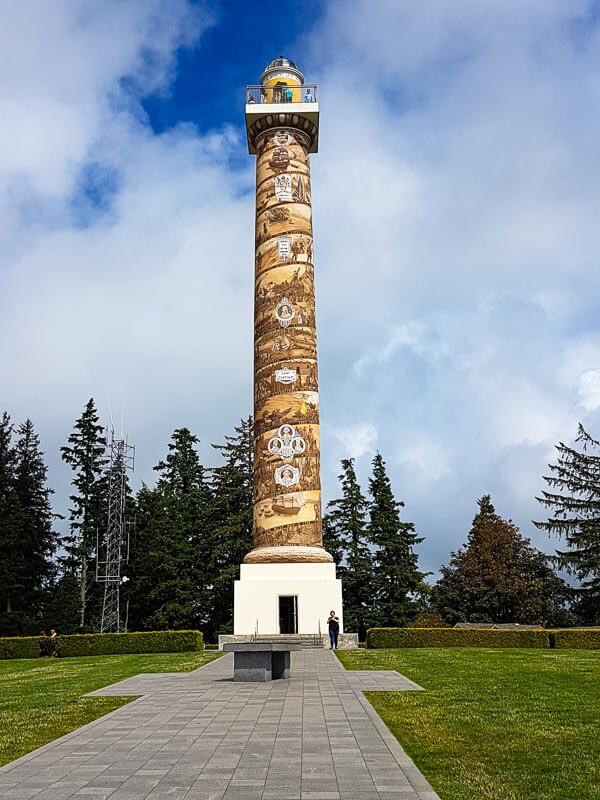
[0,650,220,767]
[337,648,599,800]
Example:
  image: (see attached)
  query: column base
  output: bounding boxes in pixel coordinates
[233,561,343,635]
[244,545,333,564]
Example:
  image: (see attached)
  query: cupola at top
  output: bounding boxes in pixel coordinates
[260,56,304,87]
[245,56,319,154]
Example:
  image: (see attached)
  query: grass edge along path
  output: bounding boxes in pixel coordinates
[0,650,221,767]
[337,647,599,800]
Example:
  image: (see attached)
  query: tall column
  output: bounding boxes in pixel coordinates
[245,125,331,564]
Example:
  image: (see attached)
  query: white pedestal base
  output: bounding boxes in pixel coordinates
[234,562,343,635]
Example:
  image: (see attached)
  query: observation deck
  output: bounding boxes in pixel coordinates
[245,84,320,154]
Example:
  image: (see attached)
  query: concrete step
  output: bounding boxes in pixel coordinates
[255,634,325,649]
[218,633,358,650]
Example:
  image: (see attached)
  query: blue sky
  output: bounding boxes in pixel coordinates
[2,0,600,577]
[143,2,323,134]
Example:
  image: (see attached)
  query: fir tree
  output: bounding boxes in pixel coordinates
[0,413,15,499]
[324,458,375,637]
[0,416,58,634]
[60,399,108,630]
[535,424,600,623]
[207,417,253,639]
[368,453,424,626]
[0,412,23,633]
[44,573,82,634]
[128,427,212,631]
[13,420,58,625]
[322,512,345,567]
[434,495,570,625]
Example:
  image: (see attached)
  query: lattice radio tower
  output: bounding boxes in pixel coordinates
[97,432,135,633]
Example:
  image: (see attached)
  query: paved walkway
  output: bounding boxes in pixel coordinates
[0,650,440,800]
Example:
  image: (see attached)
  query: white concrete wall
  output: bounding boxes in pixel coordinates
[234,562,343,635]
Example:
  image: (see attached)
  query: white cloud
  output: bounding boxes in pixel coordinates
[309,0,600,568]
[0,2,206,217]
[397,439,451,483]
[3,0,600,574]
[334,422,379,460]
[577,369,600,411]
[353,322,447,375]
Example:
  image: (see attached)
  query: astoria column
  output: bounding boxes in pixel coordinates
[245,57,331,566]
[232,57,343,637]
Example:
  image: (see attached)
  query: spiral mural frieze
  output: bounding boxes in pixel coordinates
[248,126,326,562]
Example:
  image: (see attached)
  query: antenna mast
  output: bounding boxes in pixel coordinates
[97,430,135,633]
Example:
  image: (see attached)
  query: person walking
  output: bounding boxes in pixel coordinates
[327,610,340,650]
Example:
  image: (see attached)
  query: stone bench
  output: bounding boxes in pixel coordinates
[222,641,302,682]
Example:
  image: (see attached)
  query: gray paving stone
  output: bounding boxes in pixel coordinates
[0,650,440,799]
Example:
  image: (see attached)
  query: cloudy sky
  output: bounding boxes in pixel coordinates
[2,0,600,576]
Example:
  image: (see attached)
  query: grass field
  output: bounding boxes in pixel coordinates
[0,651,220,767]
[338,648,599,800]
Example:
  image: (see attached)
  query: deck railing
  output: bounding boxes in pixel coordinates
[246,84,317,106]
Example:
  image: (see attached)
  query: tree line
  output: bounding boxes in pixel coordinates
[0,399,598,639]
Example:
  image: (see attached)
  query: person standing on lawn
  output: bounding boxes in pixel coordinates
[327,611,340,649]
[47,629,58,657]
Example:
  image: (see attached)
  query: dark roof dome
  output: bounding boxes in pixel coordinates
[260,56,304,85]
[267,56,298,70]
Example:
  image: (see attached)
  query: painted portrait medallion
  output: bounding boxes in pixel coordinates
[274,464,300,488]
[275,296,295,328]
[267,425,307,461]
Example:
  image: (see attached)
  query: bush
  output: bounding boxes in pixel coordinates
[56,630,203,657]
[0,636,42,659]
[550,629,600,649]
[0,630,203,659]
[366,627,550,649]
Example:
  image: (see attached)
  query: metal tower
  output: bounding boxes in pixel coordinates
[97,433,135,633]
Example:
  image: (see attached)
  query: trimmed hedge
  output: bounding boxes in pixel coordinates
[56,630,203,657]
[551,629,600,649]
[0,630,203,659]
[366,627,550,649]
[0,636,42,659]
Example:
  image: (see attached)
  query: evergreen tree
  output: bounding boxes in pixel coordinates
[368,453,424,626]
[433,495,570,625]
[60,399,108,630]
[128,427,212,631]
[321,512,345,567]
[0,412,15,499]
[0,415,58,634]
[0,413,23,633]
[13,420,58,627]
[324,458,375,637]
[44,573,82,634]
[207,417,253,640]
[535,424,600,623]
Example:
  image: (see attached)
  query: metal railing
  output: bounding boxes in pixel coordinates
[314,618,322,648]
[246,84,317,106]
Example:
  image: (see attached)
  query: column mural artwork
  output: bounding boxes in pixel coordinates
[232,58,344,638]
[245,101,331,564]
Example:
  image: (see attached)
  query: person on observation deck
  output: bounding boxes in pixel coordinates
[327,611,340,650]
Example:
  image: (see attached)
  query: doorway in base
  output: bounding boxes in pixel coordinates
[279,595,298,634]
